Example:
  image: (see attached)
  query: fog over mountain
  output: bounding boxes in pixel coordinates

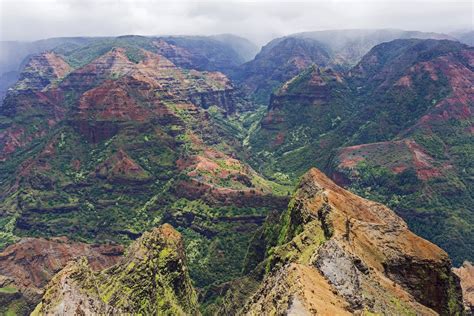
[1,0,472,46]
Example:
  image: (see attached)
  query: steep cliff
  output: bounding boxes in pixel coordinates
[248,39,474,265]
[241,168,463,315]
[11,52,72,92]
[0,237,122,315]
[454,261,474,314]
[32,224,199,315]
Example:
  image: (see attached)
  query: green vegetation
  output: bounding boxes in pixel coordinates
[245,40,473,264]
[0,287,18,294]
[33,226,199,315]
[0,37,289,297]
[62,36,157,68]
[0,36,470,314]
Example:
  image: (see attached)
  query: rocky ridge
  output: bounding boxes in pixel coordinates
[0,237,123,315]
[248,39,474,265]
[241,168,463,315]
[454,261,474,314]
[32,224,199,315]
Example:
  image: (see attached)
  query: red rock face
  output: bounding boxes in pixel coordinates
[13,52,72,91]
[78,80,153,121]
[6,46,234,151]
[59,47,236,142]
[0,237,123,296]
[42,52,73,79]
[0,124,51,162]
[415,52,474,128]
[96,149,152,183]
[153,39,196,69]
[0,89,65,160]
[336,46,473,183]
[337,139,445,180]
[0,127,26,159]
[60,48,137,92]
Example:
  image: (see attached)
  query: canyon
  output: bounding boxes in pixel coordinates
[0,31,472,315]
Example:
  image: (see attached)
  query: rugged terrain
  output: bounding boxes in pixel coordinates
[0,37,288,310]
[0,32,472,315]
[238,168,463,315]
[25,169,466,315]
[0,34,257,100]
[248,38,473,265]
[454,261,474,313]
[32,224,198,315]
[234,29,457,103]
[0,237,123,315]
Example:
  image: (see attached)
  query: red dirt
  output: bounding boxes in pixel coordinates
[43,52,72,79]
[414,52,473,129]
[97,149,149,181]
[273,132,286,146]
[78,81,152,121]
[337,139,443,180]
[0,237,123,292]
[405,139,442,180]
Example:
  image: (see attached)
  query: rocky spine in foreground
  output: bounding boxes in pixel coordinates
[0,237,123,315]
[241,168,463,315]
[32,224,199,315]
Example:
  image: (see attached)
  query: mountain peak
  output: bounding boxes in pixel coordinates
[11,51,72,91]
[32,224,199,315]
[245,167,462,315]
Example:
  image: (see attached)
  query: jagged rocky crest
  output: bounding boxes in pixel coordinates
[32,224,199,315]
[28,168,465,315]
[241,168,463,315]
[0,237,123,315]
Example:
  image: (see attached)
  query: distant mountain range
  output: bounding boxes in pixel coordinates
[234,28,472,103]
[0,34,258,100]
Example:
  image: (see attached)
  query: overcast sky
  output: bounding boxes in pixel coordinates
[0,0,472,46]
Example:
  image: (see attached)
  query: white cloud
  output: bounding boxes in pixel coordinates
[0,0,472,45]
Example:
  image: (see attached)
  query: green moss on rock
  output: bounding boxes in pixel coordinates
[32,224,199,315]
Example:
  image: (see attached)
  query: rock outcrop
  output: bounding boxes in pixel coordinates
[32,224,199,315]
[96,149,152,183]
[454,261,474,314]
[242,168,464,315]
[0,237,123,315]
